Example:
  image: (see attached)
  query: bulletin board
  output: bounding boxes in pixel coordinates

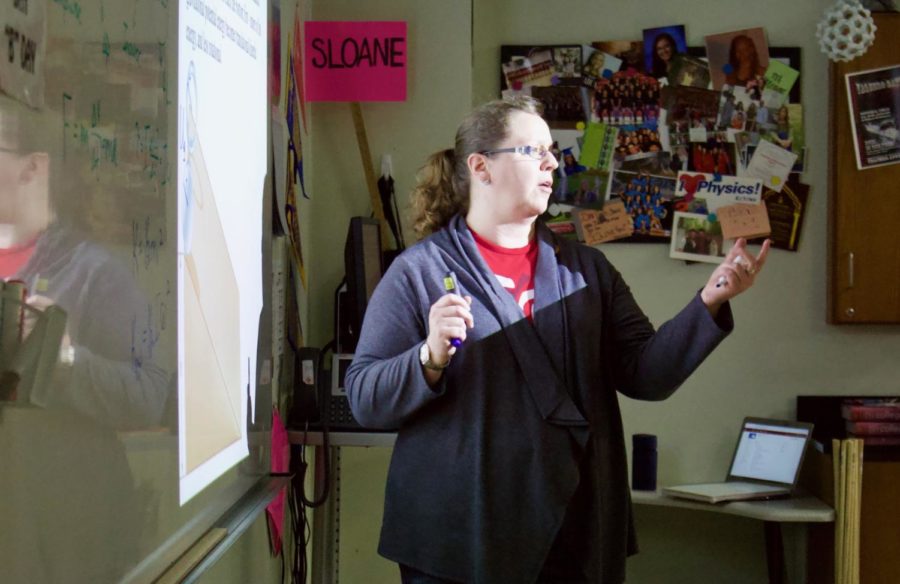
[499,39,809,249]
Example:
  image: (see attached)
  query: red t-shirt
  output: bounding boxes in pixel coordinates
[471,229,537,321]
[0,237,37,279]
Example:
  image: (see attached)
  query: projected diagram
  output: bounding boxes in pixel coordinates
[182,105,242,475]
[177,56,253,505]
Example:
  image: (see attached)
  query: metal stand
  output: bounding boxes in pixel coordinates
[293,433,395,584]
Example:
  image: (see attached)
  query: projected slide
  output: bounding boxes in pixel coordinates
[177,0,267,504]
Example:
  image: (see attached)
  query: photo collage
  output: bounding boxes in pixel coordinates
[500,24,810,260]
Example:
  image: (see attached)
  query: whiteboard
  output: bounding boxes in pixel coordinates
[0,1,273,582]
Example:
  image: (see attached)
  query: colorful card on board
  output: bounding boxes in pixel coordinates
[675,171,763,211]
[761,60,799,110]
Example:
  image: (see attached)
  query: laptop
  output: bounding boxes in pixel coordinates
[662,417,814,504]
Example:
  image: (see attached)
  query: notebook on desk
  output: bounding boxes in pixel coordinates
[662,417,814,504]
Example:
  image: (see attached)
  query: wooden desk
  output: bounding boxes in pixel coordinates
[631,489,834,584]
[290,432,834,584]
[631,488,834,523]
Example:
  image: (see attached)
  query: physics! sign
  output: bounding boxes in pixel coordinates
[304,21,406,102]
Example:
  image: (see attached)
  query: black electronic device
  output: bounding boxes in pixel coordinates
[288,346,324,427]
[632,434,658,491]
[337,217,383,354]
[288,346,363,431]
[293,216,386,431]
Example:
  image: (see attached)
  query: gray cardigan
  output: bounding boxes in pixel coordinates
[346,215,732,583]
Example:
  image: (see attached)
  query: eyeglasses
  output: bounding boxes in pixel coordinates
[480,145,555,160]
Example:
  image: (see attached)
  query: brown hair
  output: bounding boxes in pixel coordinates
[409,96,543,238]
[728,34,760,73]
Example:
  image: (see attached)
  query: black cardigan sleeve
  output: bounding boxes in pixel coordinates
[602,259,733,401]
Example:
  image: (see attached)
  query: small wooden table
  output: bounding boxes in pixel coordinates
[631,489,835,584]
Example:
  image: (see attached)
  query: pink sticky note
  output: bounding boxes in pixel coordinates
[266,408,290,555]
[304,21,407,102]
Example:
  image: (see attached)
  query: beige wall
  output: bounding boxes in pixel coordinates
[290,1,900,583]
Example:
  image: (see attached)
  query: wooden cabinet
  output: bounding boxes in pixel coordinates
[827,12,900,324]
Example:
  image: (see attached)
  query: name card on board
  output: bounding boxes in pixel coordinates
[717,202,771,240]
[575,199,633,245]
[304,21,407,102]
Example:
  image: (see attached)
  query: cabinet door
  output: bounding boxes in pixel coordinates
[828,12,900,324]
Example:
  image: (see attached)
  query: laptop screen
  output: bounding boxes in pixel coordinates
[728,420,812,484]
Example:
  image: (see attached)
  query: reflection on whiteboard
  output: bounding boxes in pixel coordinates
[0,0,47,108]
[177,0,267,504]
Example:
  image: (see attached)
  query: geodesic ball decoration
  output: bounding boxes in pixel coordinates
[816,0,877,62]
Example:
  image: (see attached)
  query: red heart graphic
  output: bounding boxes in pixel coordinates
[679,173,705,203]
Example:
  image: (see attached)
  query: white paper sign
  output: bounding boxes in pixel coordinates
[745,139,798,192]
[0,0,46,108]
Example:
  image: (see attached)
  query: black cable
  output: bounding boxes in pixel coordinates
[288,484,303,582]
[378,175,406,250]
[288,476,308,583]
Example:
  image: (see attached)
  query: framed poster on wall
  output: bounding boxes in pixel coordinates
[844,65,900,170]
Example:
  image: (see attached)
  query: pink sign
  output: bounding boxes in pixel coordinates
[304,21,407,102]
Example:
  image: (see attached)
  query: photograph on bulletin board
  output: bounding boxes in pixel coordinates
[500,45,588,129]
[686,45,801,102]
[605,169,677,242]
[669,211,726,263]
[500,45,577,91]
[592,40,646,74]
[704,28,770,91]
[642,25,688,81]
